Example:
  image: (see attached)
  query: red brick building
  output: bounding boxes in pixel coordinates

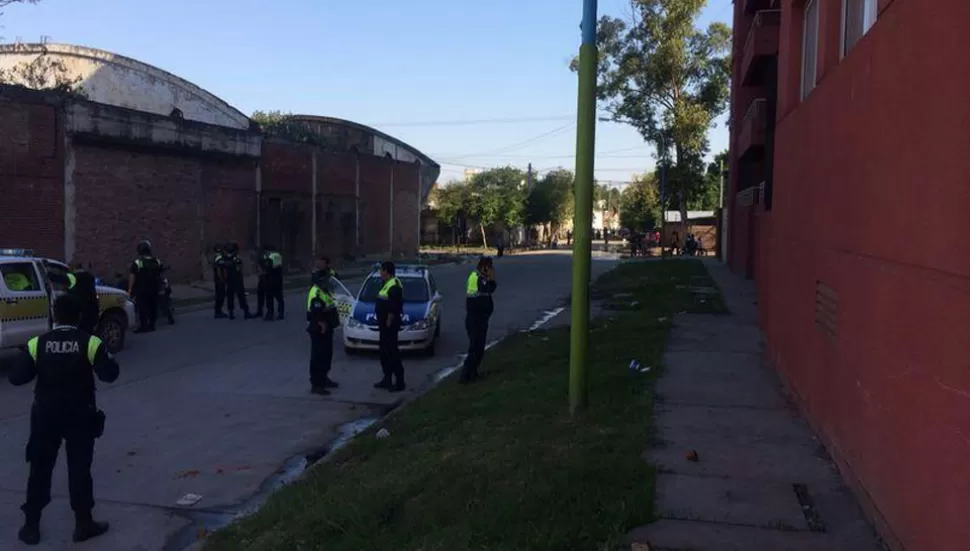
[728,1,970,549]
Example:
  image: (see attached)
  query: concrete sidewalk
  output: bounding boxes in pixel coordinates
[627,260,886,551]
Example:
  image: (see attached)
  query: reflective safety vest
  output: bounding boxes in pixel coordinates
[27,332,105,366]
[4,271,31,291]
[377,277,401,300]
[66,272,77,289]
[307,284,336,311]
[466,271,490,297]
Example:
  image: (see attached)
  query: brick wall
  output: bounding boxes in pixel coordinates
[358,156,393,257]
[72,143,257,283]
[392,161,420,255]
[0,96,65,258]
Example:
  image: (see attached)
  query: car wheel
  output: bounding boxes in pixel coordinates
[434,320,441,338]
[98,311,127,353]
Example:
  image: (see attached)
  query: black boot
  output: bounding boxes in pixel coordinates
[323,378,340,389]
[390,377,406,393]
[373,378,392,389]
[215,311,228,319]
[310,386,331,396]
[18,514,40,546]
[73,512,109,543]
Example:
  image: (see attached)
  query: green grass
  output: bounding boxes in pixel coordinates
[203,259,725,551]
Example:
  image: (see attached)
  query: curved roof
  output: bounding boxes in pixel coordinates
[0,43,250,129]
[287,114,439,168]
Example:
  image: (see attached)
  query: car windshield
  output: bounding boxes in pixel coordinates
[358,276,430,303]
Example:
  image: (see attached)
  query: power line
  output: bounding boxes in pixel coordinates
[366,115,574,127]
[445,123,577,160]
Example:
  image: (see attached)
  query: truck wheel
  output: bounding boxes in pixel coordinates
[98,311,127,353]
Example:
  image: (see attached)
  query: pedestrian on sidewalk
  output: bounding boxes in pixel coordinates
[373,261,406,392]
[460,256,497,384]
[8,295,118,546]
[306,268,340,395]
[212,244,227,319]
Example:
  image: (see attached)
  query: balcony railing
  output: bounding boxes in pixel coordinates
[742,9,781,86]
[738,98,767,156]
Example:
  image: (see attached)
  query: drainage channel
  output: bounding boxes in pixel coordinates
[164,305,568,551]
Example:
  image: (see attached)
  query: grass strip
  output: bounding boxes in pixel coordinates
[204,259,726,551]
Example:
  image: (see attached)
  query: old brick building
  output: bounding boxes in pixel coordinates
[728,1,969,549]
[0,44,438,283]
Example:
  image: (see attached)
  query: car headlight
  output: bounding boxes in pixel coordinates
[347,318,362,328]
[407,319,429,331]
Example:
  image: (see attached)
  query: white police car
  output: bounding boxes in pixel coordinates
[341,264,442,356]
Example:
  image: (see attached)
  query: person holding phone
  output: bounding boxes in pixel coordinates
[459,256,497,384]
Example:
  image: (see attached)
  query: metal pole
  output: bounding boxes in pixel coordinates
[718,158,724,209]
[660,155,666,259]
[569,0,598,415]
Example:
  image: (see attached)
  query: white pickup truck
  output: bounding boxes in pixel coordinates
[0,249,137,354]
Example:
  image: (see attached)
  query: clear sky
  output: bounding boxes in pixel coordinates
[1,0,733,185]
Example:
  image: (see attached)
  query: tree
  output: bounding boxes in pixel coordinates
[526,169,574,236]
[0,53,85,96]
[573,0,731,231]
[619,172,661,232]
[467,166,527,246]
[251,110,319,143]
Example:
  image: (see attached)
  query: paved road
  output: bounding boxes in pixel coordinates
[0,252,615,551]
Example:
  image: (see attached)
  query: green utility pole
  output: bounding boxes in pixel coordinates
[569,0,598,415]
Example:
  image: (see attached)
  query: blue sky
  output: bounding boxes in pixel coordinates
[1,0,733,184]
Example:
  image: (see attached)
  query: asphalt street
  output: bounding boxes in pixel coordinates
[0,251,616,551]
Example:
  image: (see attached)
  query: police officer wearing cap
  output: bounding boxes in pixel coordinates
[127,240,162,333]
[306,267,341,395]
[460,256,497,384]
[8,295,119,546]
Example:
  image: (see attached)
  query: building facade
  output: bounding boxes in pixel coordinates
[0,44,440,282]
[728,1,970,550]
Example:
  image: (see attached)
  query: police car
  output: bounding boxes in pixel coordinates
[0,249,137,354]
[338,264,442,356]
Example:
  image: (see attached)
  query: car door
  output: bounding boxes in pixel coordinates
[427,273,442,325]
[0,261,51,348]
[329,276,355,325]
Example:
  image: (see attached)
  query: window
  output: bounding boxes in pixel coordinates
[843,0,878,55]
[801,0,820,100]
[44,261,71,292]
[1,262,41,292]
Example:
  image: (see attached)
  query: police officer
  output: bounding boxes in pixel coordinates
[254,246,272,319]
[373,261,405,392]
[212,244,228,319]
[127,240,162,333]
[460,256,497,384]
[8,295,118,546]
[317,256,338,280]
[65,263,100,335]
[306,268,341,395]
[263,245,284,321]
[221,242,255,320]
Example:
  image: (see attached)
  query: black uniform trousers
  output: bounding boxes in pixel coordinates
[23,406,96,518]
[462,313,489,378]
[214,275,226,315]
[226,277,250,316]
[136,290,157,330]
[258,274,284,318]
[378,327,404,382]
[309,330,334,387]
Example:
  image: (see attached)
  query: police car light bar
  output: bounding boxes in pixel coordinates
[370,263,428,273]
[0,248,34,257]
